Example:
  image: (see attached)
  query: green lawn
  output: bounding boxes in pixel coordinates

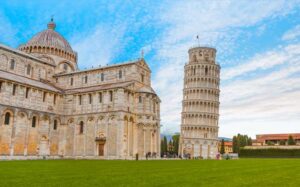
[0,159,300,187]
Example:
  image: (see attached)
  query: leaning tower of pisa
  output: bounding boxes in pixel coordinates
[179,46,220,159]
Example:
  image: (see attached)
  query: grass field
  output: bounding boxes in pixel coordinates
[0,159,300,187]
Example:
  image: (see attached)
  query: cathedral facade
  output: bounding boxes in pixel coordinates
[0,19,161,159]
[179,46,220,159]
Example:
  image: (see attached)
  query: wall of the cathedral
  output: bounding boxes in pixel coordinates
[0,106,160,159]
[0,47,56,82]
[54,62,151,90]
[0,81,64,114]
[0,46,160,160]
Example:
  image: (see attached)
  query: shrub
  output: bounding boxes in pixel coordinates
[240,148,300,158]
[279,140,286,145]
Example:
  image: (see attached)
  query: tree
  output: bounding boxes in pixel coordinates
[232,136,238,153]
[279,140,286,145]
[160,139,164,156]
[163,136,168,153]
[172,134,180,155]
[247,137,252,146]
[220,139,225,154]
[160,136,168,156]
[232,134,252,153]
[288,135,296,145]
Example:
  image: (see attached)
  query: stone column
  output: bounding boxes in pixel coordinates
[24,113,30,156]
[10,109,18,156]
[133,121,138,156]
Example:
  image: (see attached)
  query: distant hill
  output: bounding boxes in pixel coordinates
[161,133,180,141]
[218,137,232,142]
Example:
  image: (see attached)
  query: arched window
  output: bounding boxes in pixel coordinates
[53,120,57,130]
[70,77,73,86]
[4,112,11,125]
[12,84,17,95]
[119,70,122,79]
[63,63,68,71]
[79,121,84,134]
[79,95,82,105]
[109,91,113,102]
[32,116,37,128]
[205,67,208,75]
[193,55,197,62]
[26,64,31,75]
[89,94,92,104]
[141,74,144,83]
[10,59,15,70]
[53,94,57,104]
[25,87,30,98]
[84,75,88,84]
[99,92,102,103]
[43,92,47,102]
[101,73,104,81]
[139,96,142,103]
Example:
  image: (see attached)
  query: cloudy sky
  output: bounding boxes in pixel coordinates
[1,0,300,138]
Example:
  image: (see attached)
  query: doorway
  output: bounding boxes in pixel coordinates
[98,144,104,156]
[39,140,48,156]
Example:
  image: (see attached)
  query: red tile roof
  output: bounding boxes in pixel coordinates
[256,133,300,141]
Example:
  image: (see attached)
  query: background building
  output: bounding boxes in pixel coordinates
[218,140,233,154]
[0,19,161,159]
[253,133,300,146]
[179,46,220,159]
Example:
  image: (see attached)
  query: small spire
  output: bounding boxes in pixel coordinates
[196,35,200,46]
[47,16,56,30]
[141,49,144,59]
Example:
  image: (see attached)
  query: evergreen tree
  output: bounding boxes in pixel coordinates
[160,139,164,156]
[168,140,173,153]
[232,134,253,153]
[172,134,180,155]
[288,135,296,145]
[239,134,246,147]
[220,139,225,154]
[163,136,168,153]
[248,137,252,146]
[232,136,238,153]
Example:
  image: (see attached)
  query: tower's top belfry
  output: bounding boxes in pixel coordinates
[188,46,217,64]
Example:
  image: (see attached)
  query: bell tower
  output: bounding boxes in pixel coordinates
[179,46,220,159]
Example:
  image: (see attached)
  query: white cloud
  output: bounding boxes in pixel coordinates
[71,24,127,68]
[282,24,300,41]
[152,0,300,137]
[220,44,300,137]
[222,44,300,80]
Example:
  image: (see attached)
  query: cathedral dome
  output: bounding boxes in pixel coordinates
[19,18,77,62]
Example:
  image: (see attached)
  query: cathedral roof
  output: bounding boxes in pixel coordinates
[19,18,74,54]
[0,70,62,93]
[137,86,156,94]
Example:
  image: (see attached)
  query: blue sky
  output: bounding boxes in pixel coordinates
[1,0,300,138]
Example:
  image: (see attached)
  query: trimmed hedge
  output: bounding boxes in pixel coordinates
[240,148,300,158]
